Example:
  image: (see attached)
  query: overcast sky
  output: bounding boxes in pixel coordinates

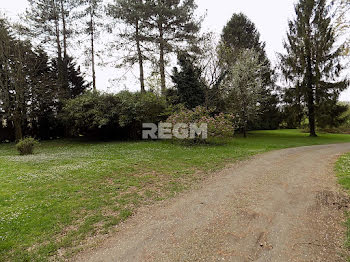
[1,0,349,101]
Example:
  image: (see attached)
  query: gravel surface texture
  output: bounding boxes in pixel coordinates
[75,143,350,262]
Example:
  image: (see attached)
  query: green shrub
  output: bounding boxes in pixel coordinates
[167,106,236,142]
[61,91,168,139]
[16,137,38,155]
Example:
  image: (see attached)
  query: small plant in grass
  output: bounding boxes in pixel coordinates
[15,137,39,155]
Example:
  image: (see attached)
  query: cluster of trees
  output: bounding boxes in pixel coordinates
[0,0,349,141]
[0,17,88,141]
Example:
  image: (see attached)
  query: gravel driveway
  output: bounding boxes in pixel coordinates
[75,143,350,262]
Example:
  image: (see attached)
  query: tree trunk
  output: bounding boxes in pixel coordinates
[243,116,247,138]
[13,43,24,141]
[135,19,145,93]
[60,0,69,97]
[158,22,166,95]
[60,0,67,59]
[307,56,317,137]
[90,9,97,92]
[14,115,23,141]
[53,0,64,91]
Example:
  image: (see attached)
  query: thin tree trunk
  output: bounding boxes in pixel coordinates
[60,0,69,97]
[53,0,64,91]
[14,115,23,141]
[136,19,145,93]
[90,8,97,92]
[60,0,67,59]
[307,56,317,137]
[158,22,166,95]
[13,42,24,141]
[243,115,247,138]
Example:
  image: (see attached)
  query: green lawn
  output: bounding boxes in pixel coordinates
[336,151,350,252]
[1,129,350,261]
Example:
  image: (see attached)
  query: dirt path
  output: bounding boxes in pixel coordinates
[75,143,350,262]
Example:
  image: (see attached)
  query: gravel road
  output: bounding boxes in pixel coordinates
[75,143,350,262]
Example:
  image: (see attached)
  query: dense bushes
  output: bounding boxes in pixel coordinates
[16,137,39,155]
[61,91,167,139]
[61,92,237,141]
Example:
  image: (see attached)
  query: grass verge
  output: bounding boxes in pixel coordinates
[1,129,350,261]
[336,151,350,253]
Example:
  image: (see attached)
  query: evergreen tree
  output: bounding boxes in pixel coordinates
[74,0,104,91]
[280,0,348,136]
[281,83,305,128]
[143,0,201,95]
[26,0,76,96]
[0,18,57,140]
[51,56,90,99]
[219,13,280,130]
[333,0,350,55]
[170,52,205,109]
[220,13,265,63]
[27,49,58,139]
[107,0,147,93]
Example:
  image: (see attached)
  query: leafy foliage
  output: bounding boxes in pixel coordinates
[142,0,202,94]
[224,49,267,137]
[219,13,280,130]
[0,17,88,141]
[280,0,349,135]
[169,52,206,109]
[107,0,148,92]
[15,137,39,155]
[61,91,167,138]
[220,13,265,63]
[166,106,235,140]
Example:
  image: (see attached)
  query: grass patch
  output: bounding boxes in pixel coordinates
[336,152,350,252]
[1,129,350,261]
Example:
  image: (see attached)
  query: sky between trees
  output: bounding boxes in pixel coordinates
[1,0,350,100]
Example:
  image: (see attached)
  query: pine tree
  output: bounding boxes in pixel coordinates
[170,52,205,109]
[220,13,265,63]
[280,0,348,136]
[75,0,103,91]
[143,0,201,95]
[26,0,76,96]
[333,0,350,55]
[0,18,57,140]
[107,0,147,93]
[51,56,89,99]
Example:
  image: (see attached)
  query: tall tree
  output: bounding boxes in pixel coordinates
[225,49,266,138]
[26,0,76,96]
[197,33,226,111]
[219,13,280,130]
[0,18,57,140]
[280,0,348,136]
[75,0,103,91]
[170,52,206,109]
[333,0,350,55]
[220,13,266,64]
[51,56,90,98]
[143,0,201,95]
[108,0,147,93]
